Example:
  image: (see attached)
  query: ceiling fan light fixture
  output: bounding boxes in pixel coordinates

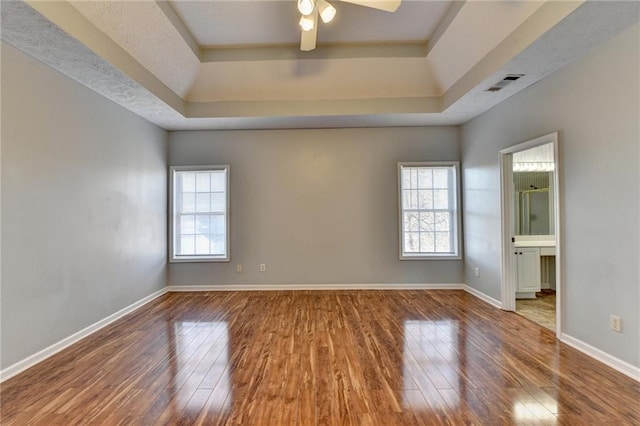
[299,15,315,31]
[298,0,315,15]
[318,0,336,23]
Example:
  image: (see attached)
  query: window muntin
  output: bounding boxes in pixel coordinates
[398,162,460,259]
[171,166,229,262]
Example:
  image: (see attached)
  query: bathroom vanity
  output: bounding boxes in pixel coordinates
[514,235,556,299]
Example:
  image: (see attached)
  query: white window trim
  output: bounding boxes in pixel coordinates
[397,161,462,260]
[169,165,230,263]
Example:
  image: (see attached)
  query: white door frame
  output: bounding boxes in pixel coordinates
[499,132,562,338]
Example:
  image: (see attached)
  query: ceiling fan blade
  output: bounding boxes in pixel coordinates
[340,0,401,12]
[300,12,318,51]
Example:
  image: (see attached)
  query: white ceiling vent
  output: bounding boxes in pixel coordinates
[485,74,525,92]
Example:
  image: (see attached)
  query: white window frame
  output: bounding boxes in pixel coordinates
[398,161,462,260]
[170,165,230,263]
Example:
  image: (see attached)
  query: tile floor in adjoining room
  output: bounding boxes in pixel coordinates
[516,289,556,331]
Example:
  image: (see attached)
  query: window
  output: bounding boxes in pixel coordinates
[170,166,229,262]
[398,162,461,259]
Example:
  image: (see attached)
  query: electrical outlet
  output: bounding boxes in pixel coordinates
[236,264,242,273]
[610,315,621,332]
[260,264,266,272]
[474,267,480,277]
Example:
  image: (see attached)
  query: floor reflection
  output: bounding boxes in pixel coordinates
[165,319,231,420]
[403,320,460,411]
[514,401,558,422]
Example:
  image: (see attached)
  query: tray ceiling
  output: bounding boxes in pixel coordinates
[2,1,639,130]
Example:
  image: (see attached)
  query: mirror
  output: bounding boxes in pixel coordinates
[516,176,551,235]
[513,143,555,235]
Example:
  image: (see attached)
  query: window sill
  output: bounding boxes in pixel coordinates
[170,257,230,263]
[400,254,462,261]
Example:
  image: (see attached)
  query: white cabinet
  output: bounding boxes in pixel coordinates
[516,247,541,293]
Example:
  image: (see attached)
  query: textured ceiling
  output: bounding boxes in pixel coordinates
[2,0,639,130]
[69,0,200,98]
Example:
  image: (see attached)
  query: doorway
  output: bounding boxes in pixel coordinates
[500,132,561,337]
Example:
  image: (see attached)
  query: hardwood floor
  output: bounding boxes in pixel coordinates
[1,290,638,425]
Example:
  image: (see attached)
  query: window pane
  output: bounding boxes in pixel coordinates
[182,193,195,213]
[403,190,418,209]
[196,172,211,192]
[401,168,412,189]
[420,232,435,253]
[196,193,210,213]
[418,190,433,209]
[196,215,210,234]
[417,169,433,189]
[211,171,226,192]
[195,235,210,254]
[433,189,449,209]
[180,215,195,234]
[211,215,225,234]
[410,169,418,189]
[419,212,434,232]
[211,193,226,212]
[435,232,451,253]
[435,212,450,231]
[180,235,195,255]
[181,172,196,192]
[210,234,225,255]
[404,232,419,253]
[433,169,449,188]
[404,212,419,231]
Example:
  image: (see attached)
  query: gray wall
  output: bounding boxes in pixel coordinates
[461,24,639,366]
[169,127,463,286]
[1,43,168,369]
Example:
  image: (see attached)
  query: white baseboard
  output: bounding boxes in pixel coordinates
[0,287,168,383]
[167,284,504,312]
[560,333,640,382]
[462,285,503,309]
[7,284,636,386]
[166,283,466,292]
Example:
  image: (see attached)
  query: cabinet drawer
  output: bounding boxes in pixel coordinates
[540,247,556,256]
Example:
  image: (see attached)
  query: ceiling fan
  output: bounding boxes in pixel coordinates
[298,0,401,51]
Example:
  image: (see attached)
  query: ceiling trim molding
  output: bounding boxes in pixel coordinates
[200,42,428,62]
[187,97,441,118]
[155,0,201,61]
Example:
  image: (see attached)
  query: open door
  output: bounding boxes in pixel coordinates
[500,132,562,338]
